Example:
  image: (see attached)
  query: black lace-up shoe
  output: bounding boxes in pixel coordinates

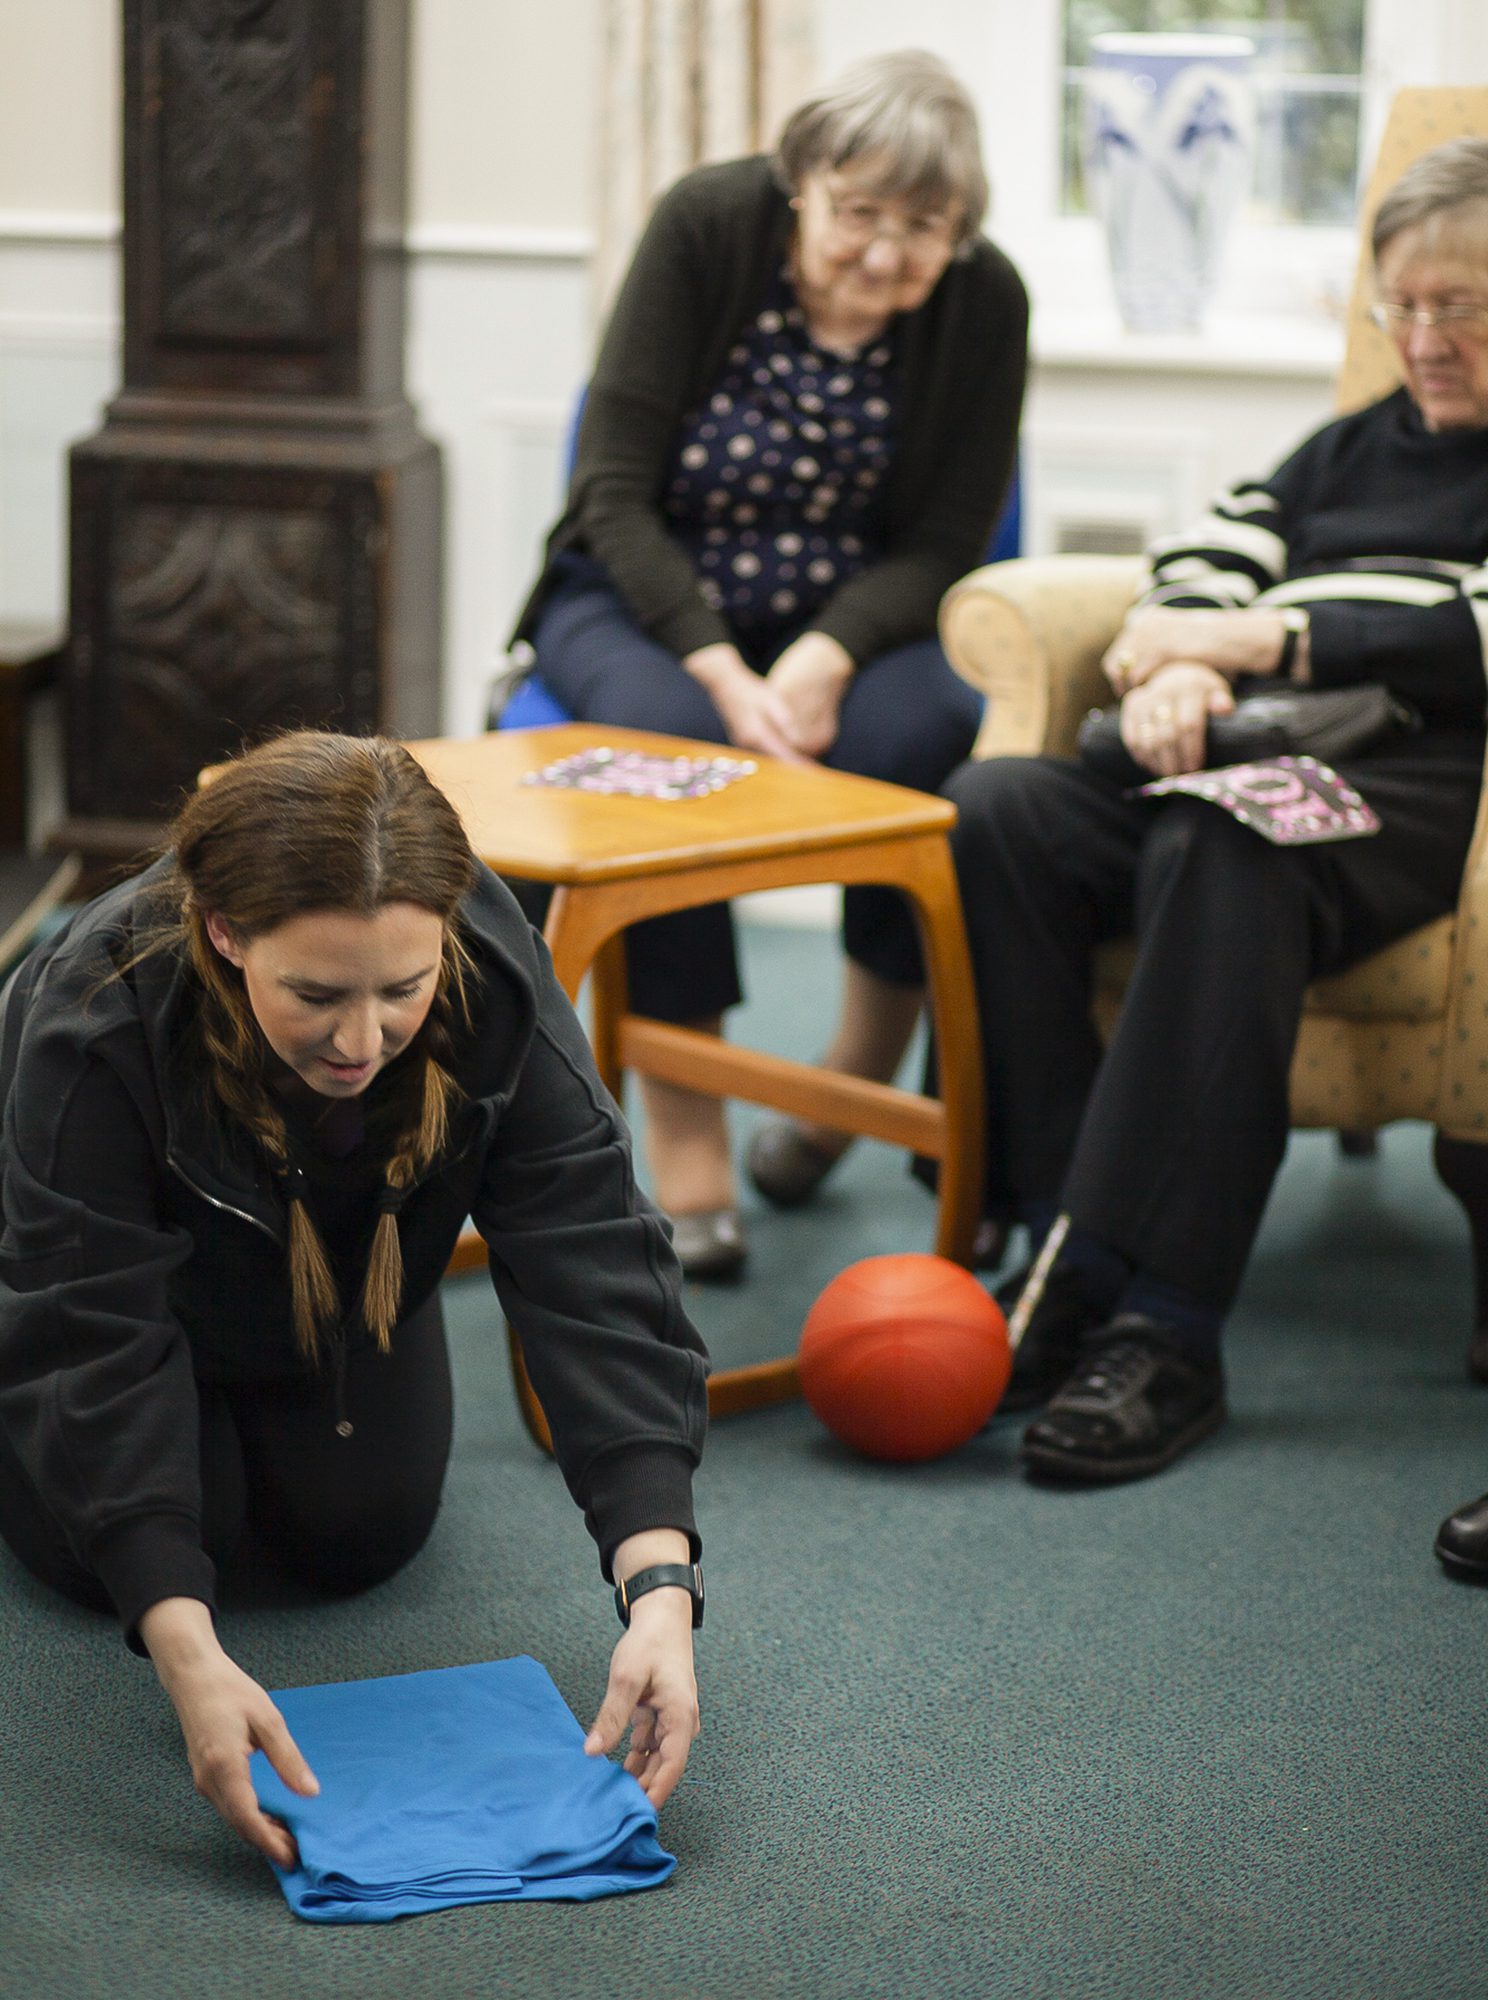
[1019,1315,1225,1482]
[997,1261,1111,1414]
[1435,1491,1488,1580]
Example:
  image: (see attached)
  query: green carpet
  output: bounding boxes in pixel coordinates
[4,922,1487,2000]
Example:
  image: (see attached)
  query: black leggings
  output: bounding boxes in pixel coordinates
[945,740,1482,1310]
[0,1293,453,1624]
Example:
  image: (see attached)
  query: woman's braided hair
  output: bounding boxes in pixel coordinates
[165,731,476,1361]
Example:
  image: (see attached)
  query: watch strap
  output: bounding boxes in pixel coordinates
[614,1562,704,1629]
[1277,607,1309,679]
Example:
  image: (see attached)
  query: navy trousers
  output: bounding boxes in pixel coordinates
[945,740,1483,1312]
[530,573,985,1022]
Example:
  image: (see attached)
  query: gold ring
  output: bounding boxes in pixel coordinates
[1116,650,1137,672]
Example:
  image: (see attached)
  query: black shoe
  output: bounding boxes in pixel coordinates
[1434,1491,1488,1580]
[746,1121,843,1208]
[996,1261,1110,1414]
[669,1207,747,1282]
[1469,1325,1488,1386]
[1020,1315,1225,1483]
[972,1216,1010,1270]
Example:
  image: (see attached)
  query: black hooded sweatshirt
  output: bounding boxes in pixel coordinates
[0,860,707,1641]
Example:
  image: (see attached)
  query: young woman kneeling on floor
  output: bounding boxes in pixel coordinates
[0,730,707,1865]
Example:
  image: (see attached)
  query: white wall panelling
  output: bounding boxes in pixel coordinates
[0,332,116,625]
[1021,422,1210,561]
[0,226,118,628]
[1023,349,1339,566]
[405,239,593,736]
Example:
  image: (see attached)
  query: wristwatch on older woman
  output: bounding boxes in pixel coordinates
[1277,607,1310,679]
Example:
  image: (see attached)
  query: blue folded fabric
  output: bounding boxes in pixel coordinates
[250,1655,675,1921]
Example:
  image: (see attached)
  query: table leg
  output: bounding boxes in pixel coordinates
[897,835,986,1266]
[506,1323,554,1452]
[587,932,628,1103]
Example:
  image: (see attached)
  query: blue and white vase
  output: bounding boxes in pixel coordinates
[1083,32,1255,334]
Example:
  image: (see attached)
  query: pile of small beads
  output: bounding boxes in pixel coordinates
[524,747,758,801]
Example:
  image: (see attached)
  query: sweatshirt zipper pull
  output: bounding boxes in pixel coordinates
[332,1334,353,1438]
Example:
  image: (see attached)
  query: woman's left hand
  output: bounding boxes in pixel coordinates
[1119,663,1235,776]
[765,632,856,758]
[585,1591,700,1808]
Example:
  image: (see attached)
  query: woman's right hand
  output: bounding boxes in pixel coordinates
[1119,662,1235,776]
[139,1597,318,1868]
[682,643,811,764]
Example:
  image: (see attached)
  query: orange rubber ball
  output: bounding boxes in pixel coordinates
[797,1253,1011,1463]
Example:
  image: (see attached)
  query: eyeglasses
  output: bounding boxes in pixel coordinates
[821,186,960,264]
[1369,300,1488,339]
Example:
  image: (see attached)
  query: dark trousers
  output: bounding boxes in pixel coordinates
[945,741,1483,1312]
[0,1293,453,1626]
[531,573,985,1021]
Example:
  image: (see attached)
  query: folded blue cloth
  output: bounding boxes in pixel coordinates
[250,1655,675,1921]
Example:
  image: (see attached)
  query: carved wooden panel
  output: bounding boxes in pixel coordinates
[68,459,386,823]
[157,1,323,346]
[113,504,347,767]
[123,0,403,398]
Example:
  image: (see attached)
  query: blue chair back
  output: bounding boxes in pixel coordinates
[500,673,574,730]
[986,471,1022,565]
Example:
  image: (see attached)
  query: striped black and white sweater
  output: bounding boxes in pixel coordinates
[1143,387,1488,733]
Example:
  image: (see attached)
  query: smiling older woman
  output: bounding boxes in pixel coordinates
[513,51,1029,1277]
[938,138,1488,1501]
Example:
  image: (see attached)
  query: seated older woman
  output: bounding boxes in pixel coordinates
[943,138,1488,1489]
[513,51,1027,1277]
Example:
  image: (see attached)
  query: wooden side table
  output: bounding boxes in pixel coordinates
[413,724,985,1451]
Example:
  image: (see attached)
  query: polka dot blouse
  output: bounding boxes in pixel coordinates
[661,270,900,652]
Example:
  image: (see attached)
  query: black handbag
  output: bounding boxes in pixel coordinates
[1075,680,1419,788]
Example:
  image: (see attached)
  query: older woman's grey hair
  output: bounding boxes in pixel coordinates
[1372,137,1488,261]
[773,50,989,245]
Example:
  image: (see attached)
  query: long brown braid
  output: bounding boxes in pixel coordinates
[162,731,477,1360]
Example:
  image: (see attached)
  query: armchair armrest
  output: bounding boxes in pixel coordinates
[939,555,1148,759]
[1439,733,1488,1139]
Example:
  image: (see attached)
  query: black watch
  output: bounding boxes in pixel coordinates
[614,1561,705,1629]
[1277,607,1309,679]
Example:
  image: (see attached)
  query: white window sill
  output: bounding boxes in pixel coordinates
[1031,305,1345,379]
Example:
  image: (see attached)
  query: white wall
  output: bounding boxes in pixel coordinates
[0,2,121,653]
[0,2,120,221]
[0,0,600,228]
[405,0,601,729]
[409,1,597,234]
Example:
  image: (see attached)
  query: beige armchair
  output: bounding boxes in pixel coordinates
[939,88,1488,1371]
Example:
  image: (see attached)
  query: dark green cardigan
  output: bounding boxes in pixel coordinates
[514,155,1029,665]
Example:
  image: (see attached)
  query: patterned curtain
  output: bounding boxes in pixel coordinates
[593,0,816,317]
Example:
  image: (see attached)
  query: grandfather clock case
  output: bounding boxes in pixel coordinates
[62,0,441,864]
